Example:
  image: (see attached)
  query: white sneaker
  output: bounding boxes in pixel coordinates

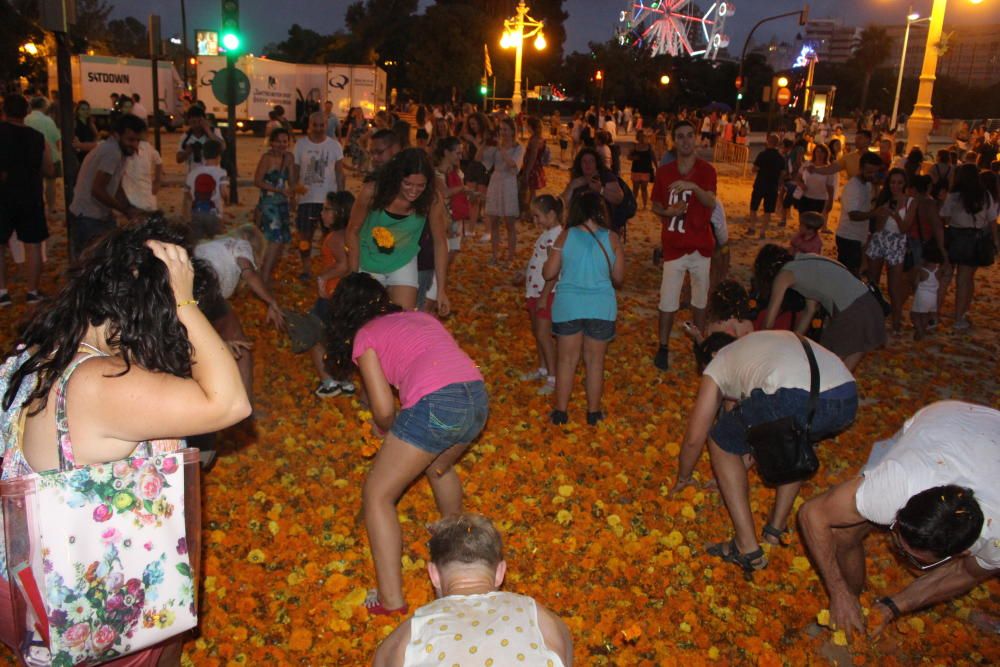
[479,233,492,242]
[537,379,556,396]
[519,369,547,382]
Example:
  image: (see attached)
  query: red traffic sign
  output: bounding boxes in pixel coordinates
[734,75,743,90]
[776,87,792,106]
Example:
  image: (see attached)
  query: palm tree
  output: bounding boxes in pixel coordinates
[851,26,893,113]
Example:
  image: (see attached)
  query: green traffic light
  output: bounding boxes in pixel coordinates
[222,32,240,51]
[480,86,488,95]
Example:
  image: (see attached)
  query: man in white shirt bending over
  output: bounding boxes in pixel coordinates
[293,111,345,280]
[800,401,1000,640]
[374,514,573,667]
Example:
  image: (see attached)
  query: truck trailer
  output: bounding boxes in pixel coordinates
[195,55,387,134]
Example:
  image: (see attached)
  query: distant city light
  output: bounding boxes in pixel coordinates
[793,45,816,68]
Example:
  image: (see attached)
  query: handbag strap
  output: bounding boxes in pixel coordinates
[798,335,820,434]
[581,225,615,283]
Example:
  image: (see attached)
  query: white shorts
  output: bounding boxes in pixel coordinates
[659,251,711,312]
[365,255,419,288]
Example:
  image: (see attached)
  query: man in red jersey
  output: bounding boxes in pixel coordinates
[650,120,718,371]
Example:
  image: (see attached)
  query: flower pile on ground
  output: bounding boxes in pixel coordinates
[1,153,997,666]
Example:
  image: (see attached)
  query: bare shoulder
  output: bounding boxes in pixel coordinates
[372,619,410,667]
[535,602,573,666]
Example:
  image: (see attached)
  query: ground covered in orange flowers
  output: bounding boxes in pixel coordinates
[2,135,998,665]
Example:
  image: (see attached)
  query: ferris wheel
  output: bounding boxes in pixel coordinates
[617,1,734,60]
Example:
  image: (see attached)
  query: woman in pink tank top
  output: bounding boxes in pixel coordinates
[325,273,488,617]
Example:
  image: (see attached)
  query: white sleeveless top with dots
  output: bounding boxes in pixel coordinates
[403,591,565,667]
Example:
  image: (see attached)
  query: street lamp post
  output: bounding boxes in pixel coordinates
[905,0,988,150]
[501,1,545,116]
[891,11,930,133]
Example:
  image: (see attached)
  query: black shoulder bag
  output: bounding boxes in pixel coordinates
[744,336,821,486]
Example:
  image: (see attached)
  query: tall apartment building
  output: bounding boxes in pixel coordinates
[803,19,861,63]
[883,23,1000,86]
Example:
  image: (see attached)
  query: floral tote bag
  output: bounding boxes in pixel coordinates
[0,352,201,666]
[2,449,201,666]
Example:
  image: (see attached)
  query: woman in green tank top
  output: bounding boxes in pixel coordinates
[347,149,451,313]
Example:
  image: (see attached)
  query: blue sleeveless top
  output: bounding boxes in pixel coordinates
[551,226,617,323]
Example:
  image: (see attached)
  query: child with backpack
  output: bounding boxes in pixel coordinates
[520,195,563,396]
[185,140,229,239]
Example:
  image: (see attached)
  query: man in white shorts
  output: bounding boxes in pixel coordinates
[800,401,1000,640]
[650,120,718,371]
[373,514,573,666]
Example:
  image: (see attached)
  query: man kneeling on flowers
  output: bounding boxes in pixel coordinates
[799,401,1000,640]
[373,514,573,666]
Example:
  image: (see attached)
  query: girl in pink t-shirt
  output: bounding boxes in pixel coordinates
[326,273,488,616]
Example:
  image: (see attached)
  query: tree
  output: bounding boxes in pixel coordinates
[406,2,487,101]
[106,15,147,58]
[263,24,330,63]
[849,26,892,113]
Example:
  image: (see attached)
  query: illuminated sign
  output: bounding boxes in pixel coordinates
[196,30,219,56]
[794,45,816,68]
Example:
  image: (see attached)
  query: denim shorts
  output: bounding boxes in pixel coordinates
[552,318,615,341]
[391,381,489,454]
[710,383,858,456]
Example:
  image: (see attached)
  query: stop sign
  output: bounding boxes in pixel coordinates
[776,87,792,106]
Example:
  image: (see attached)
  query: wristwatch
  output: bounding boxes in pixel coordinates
[876,596,901,620]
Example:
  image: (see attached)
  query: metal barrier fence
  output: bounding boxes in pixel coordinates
[713,140,750,177]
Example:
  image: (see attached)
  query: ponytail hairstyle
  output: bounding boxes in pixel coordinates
[531,194,564,221]
[324,272,403,378]
[432,136,461,168]
[566,190,609,229]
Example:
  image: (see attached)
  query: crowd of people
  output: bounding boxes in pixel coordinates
[0,85,997,666]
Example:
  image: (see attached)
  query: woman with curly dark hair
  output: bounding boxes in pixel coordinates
[0,217,250,663]
[325,272,487,616]
[346,148,450,313]
[560,146,624,212]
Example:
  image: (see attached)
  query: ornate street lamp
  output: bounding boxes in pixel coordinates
[501,1,546,115]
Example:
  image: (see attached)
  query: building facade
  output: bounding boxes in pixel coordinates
[883,23,1000,87]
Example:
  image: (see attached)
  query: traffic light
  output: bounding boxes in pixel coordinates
[737,92,743,100]
[595,69,603,81]
[480,77,488,96]
[221,0,240,52]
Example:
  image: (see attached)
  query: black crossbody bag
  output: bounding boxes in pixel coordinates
[744,336,821,486]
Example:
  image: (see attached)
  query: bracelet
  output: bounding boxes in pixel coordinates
[877,596,901,620]
[177,299,199,309]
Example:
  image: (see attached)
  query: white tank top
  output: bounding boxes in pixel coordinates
[884,196,912,234]
[403,591,565,667]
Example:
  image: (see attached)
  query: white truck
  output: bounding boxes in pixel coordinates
[47,54,184,120]
[195,55,387,134]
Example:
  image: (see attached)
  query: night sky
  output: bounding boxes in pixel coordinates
[115,0,989,57]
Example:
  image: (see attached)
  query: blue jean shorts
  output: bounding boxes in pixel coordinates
[552,318,616,342]
[710,383,858,456]
[391,381,489,454]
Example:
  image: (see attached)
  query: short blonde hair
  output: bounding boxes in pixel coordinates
[232,224,264,261]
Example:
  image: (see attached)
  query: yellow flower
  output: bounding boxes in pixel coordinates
[557,485,574,498]
[555,510,572,526]
[816,609,831,627]
[246,549,266,564]
[832,630,848,646]
[372,226,395,251]
[791,556,811,572]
